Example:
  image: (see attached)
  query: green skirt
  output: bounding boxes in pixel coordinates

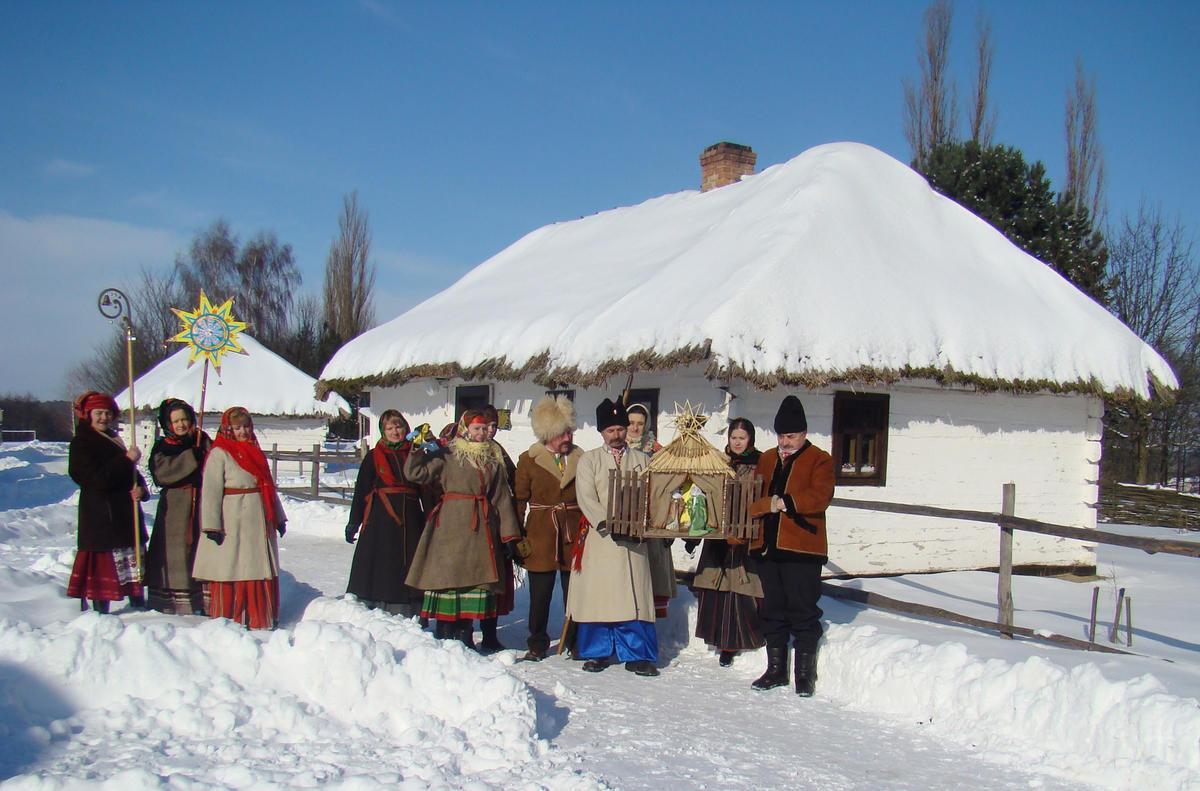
[421,586,496,622]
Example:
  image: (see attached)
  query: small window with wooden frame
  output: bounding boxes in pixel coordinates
[831,392,889,486]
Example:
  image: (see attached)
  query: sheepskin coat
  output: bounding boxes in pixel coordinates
[567,444,656,623]
[403,442,520,592]
[193,446,284,582]
[513,443,583,572]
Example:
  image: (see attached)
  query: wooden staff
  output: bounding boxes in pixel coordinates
[122,319,143,576]
[197,358,210,431]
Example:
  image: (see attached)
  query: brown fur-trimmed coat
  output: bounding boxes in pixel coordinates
[513,443,583,572]
[749,442,835,558]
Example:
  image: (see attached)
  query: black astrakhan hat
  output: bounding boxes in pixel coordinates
[773,395,808,434]
[595,397,629,431]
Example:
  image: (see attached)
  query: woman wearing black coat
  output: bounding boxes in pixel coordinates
[344,409,426,616]
[145,398,212,615]
[66,391,149,613]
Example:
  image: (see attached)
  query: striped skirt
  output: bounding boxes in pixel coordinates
[422,587,496,622]
[67,548,143,602]
[695,589,765,651]
[206,579,279,630]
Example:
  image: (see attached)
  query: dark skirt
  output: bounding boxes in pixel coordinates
[347,492,424,606]
[695,589,765,651]
[67,549,143,602]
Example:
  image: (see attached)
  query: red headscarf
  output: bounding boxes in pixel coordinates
[74,391,119,422]
[212,407,279,526]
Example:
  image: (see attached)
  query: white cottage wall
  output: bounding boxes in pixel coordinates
[368,372,1098,576]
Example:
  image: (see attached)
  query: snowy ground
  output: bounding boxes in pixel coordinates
[0,441,1197,790]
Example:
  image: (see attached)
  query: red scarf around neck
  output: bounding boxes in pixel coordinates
[213,409,278,526]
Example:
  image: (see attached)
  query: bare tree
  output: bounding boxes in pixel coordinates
[1065,58,1106,223]
[1104,204,1199,483]
[968,11,996,146]
[174,219,239,304]
[323,191,377,346]
[237,232,301,347]
[903,0,958,170]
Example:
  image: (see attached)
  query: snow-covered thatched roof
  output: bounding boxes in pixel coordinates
[118,334,349,418]
[319,142,1176,401]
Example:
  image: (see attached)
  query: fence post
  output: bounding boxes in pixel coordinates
[998,482,1016,637]
[311,444,320,497]
[271,443,278,480]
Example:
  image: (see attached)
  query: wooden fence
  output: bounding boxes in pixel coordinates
[1099,482,1200,531]
[825,486,1200,655]
[266,443,364,506]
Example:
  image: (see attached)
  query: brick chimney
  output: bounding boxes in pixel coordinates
[700,141,756,192]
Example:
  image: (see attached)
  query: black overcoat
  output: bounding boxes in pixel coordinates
[346,449,426,605]
[68,424,148,551]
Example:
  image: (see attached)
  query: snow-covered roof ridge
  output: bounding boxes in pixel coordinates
[118,334,349,417]
[320,142,1176,400]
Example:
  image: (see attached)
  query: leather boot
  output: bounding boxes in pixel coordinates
[457,619,476,650]
[434,619,453,640]
[751,645,789,691]
[718,651,736,667]
[479,616,505,654]
[794,650,818,697]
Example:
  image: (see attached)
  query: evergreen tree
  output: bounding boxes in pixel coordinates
[920,140,1108,301]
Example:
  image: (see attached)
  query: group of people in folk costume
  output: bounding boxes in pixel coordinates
[68,392,286,629]
[67,386,833,696]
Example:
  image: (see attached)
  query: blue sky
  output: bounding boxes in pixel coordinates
[2,1,1197,398]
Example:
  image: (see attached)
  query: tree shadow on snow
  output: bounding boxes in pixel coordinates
[0,660,76,779]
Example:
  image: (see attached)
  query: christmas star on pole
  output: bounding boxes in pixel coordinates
[169,290,248,373]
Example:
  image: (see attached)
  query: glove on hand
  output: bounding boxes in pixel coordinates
[205,531,225,546]
[345,525,358,544]
[594,520,610,537]
[277,522,287,537]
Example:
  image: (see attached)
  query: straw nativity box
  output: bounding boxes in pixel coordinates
[606,403,763,540]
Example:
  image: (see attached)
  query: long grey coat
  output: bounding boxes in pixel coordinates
[403,443,520,592]
[567,445,657,623]
[145,434,212,593]
[193,446,284,582]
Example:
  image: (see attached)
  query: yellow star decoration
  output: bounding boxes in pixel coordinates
[669,401,710,436]
[169,290,248,372]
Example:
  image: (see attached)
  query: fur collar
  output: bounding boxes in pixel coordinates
[449,437,503,469]
[527,442,582,487]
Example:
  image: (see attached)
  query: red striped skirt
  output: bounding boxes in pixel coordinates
[205,579,279,630]
[67,549,143,602]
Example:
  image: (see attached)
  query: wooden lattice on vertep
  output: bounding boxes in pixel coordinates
[605,401,764,540]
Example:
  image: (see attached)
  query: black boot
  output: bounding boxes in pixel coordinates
[718,650,736,667]
[478,616,505,654]
[434,619,453,640]
[457,619,476,650]
[91,599,111,614]
[751,646,789,691]
[794,651,818,697]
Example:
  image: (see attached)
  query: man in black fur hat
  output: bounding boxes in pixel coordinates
[747,394,835,696]
[565,397,661,676]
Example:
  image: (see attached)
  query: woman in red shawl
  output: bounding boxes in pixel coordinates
[344,409,426,616]
[67,391,149,613]
[193,407,286,630]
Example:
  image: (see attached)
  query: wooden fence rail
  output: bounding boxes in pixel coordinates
[831,485,1200,652]
[266,442,365,504]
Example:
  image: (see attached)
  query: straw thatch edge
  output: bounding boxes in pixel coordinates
[316,342,1174,405]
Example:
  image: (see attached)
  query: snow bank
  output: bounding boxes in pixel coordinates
[322,142,1174,398]
[819,622,1200,789]
[0,598,601,788]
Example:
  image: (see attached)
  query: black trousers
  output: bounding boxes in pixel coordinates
[526,569,571,654]
[755,557,823,653]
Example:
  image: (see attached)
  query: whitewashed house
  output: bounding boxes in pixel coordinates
[118,334,349,474]
[319,142,1176,576]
